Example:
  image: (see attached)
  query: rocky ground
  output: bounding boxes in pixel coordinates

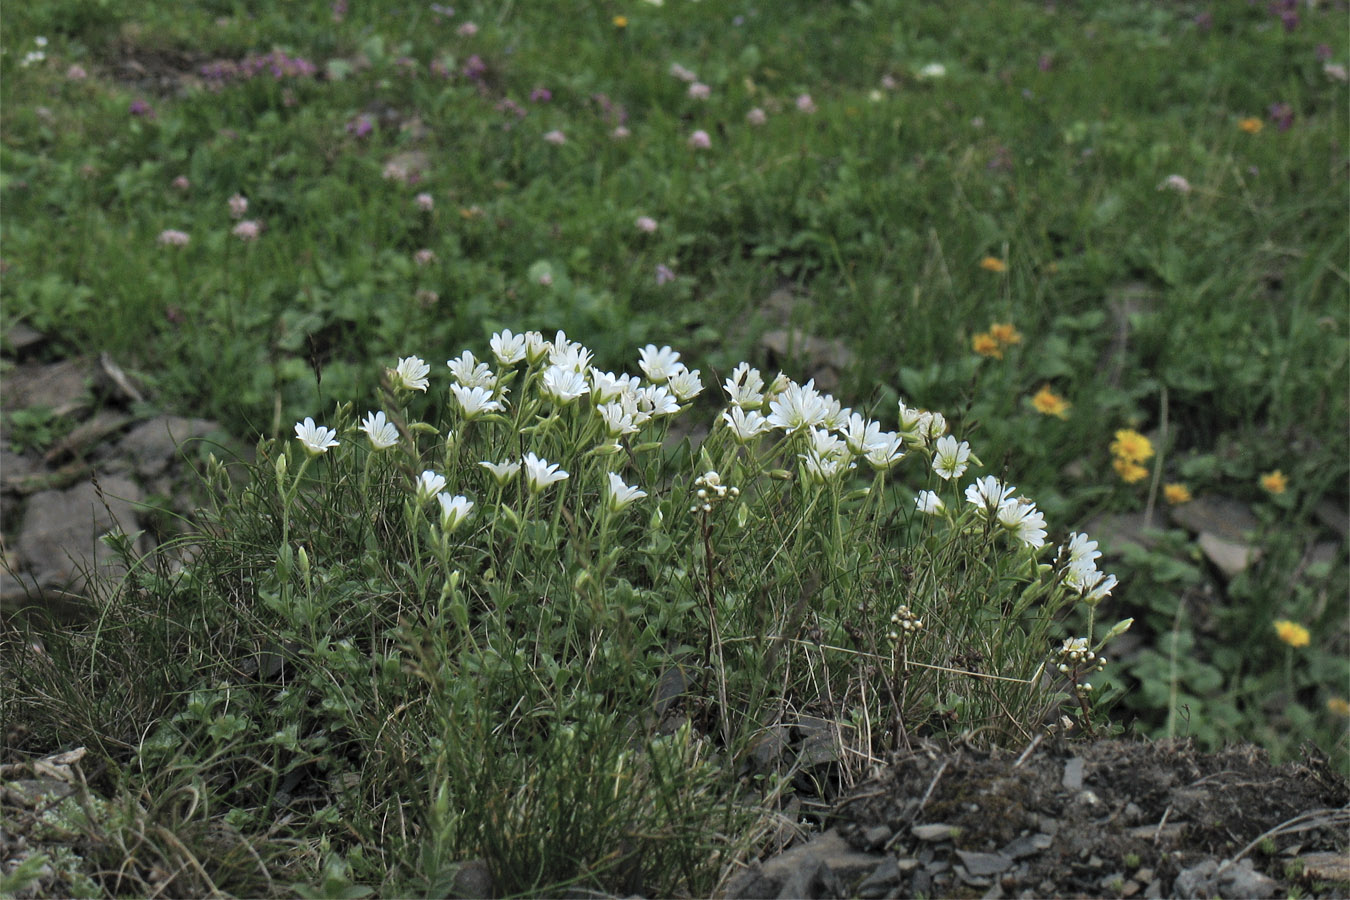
[2,328,1347,898]
[1,323,247,625]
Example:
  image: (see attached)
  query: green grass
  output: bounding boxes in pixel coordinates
[2,0,1346,895]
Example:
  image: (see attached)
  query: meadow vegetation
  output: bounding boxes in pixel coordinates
[1,0,1346,895]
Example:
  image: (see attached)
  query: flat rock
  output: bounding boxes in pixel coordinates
[1168,495,1259,543]
[1196,532,1260,579]
[1081,512,1157,555]
[2,358,92,416]
[118,415,222,478]
[1297,851,1350,882]
[1,321,46,357]
[955,849,1013,876]
[912,823,959,841]
[13,475,145,601]
[43,411,134,464]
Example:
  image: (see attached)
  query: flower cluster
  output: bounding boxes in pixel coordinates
[887,605,924,642]
[1057,532,1117,605]
[972,321,1021,359]
[690,470,738,514]
[1109,428,1153,484]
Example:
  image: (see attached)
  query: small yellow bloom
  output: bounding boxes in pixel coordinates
[1031,384,1070,419]
[1110,428,1154,464]
[1260,469,1288,495]
[1163,483,1192,505]
[1273,619,1310,648]
[1328,697,1350,718]
[612,14,628,27]
[1113,458,1149,484]
[979,256,1008,273]
[989,322,1022,346]
[1238,117,1263,134]
[972,332,1002,358]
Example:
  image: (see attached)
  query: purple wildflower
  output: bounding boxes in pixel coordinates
[1268,102,1294,132]
[656,264,675,285]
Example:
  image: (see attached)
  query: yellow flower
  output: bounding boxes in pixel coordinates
[972,332,1002,358]
[1113,457,1149,484]
[989,322,1022,346]
[1328,697,1350,718]
[1260,469,1288,495]
[1110,429,1154,464]
[1238,117,1263,134]
[1031,384,1070,419]
[1163,483,1192,505]
[979,256,1008,273]
[612,14,628,27]
[1273,619,1310,648]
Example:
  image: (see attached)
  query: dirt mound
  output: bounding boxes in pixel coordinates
[729,737,1349,899]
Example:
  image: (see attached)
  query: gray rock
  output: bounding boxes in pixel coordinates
[1173,860,1217,899]
[955,850,1013,877]
[450,858,493,899]
[119,415,221,478]
[13,475,145,604]
[1168,495,1260,543]
[1196,532,1260,579]
[859,824,892,850]
[1001,833,1053,859]
[2,358,91,416]
[912,823,959,841]
[1214,858,1279,899]
[1061,756,1084,790]
[855,858,900,899]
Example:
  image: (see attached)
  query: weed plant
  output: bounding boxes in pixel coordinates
[9,336,1132,895]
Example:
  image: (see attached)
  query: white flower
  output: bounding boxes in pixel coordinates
[523,452,569,493]
[359,411,399,450]
[917,411,948,443]
[932,435,972,480]
[667,366,704,402]
[451,384,504,418]
[548,331,594,373]
[435,493,474,532]
[295,417,339,455]
[597,403,640,437]
[897,398,924,433]
[722,406,770,443]
[1062,532,1101,572]
[1082,571,1118,606]
[490,329,527,366]
[524,331,550,364]
[606,472,647,513]
[842,413,886,457]
[541,366,589,405]
[638,344,682,383]
[863,432,905,470]
[723,362,765,409]
[820,396,850,432]
[390,356,430,392]
[416,470,447,502]
[636,384,680,418]
[447,351,497,389]
[915,490,945,514]
[589,369,639,404]
[917,62,947,79]
[767,379,829,433]
[965,475,1014,515]
[1158,174,1192,194]
[479,459,521,485]
[799,428,854,483]
[996,499,1047,549]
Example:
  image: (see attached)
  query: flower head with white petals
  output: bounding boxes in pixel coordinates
[638,344,682,383]
[295,417,339,455]
[490,329,527,366]
[932,435,972,480]
[359,411,399,450]
[723,362,766,409]
[436,493,474,532]
[451,384,504,419]
[479,460,521,486]
[523,452,569,493]
[447,351,497,389]
[415,470,447,502]
[389,357,430,393]
[606,473,647,513]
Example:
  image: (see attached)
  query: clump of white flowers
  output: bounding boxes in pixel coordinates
[690,470,739,515]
